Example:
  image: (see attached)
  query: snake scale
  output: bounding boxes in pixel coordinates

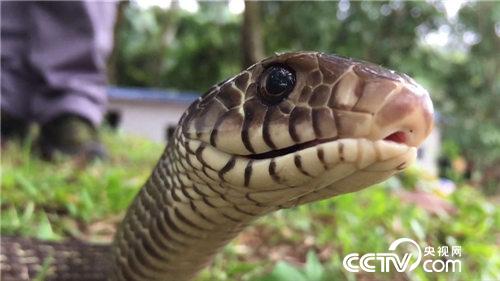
[1,52,434,280]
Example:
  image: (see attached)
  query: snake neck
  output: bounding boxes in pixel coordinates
[111,138,271,281]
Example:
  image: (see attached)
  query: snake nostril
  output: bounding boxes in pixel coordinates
[383,131,407,144]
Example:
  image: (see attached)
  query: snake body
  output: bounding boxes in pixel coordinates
[1,52,433,281]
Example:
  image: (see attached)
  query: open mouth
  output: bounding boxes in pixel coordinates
[246,131,409,160]
[383,131,407,144]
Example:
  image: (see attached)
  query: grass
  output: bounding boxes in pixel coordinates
[1,130,161,242]
[1,130,499,281]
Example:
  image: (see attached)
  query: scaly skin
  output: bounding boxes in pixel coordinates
[111,52,433,281]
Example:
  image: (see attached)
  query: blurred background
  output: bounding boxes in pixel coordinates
[1,1,499,280]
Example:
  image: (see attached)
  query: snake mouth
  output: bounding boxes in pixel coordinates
[245,132,410,160]
[246,137,339,160]
[383,131,408,144]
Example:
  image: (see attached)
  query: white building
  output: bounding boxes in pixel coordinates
[107,87,198,142]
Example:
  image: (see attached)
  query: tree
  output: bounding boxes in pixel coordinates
[241,1,264,68]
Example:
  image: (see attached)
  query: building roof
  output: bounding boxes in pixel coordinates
[108,86,199,104]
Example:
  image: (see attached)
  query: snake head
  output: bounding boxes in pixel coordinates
[178,52,433,208]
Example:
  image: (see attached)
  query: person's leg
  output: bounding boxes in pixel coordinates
[27,2,117,159]
[0,2,37,141]
[29,1,117,126]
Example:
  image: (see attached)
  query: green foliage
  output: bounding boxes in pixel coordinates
[261,1,441,65]
[33,254,55,281]
[0,130,161,241]
[243,181,499,281]
[437,2,500,168]
[113,4,241,92]
[256,251,329,281]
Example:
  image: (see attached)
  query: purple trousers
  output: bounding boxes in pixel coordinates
[1,1,117,126]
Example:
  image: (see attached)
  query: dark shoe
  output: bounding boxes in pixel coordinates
[39,114,106,161]
[1,111,29,146]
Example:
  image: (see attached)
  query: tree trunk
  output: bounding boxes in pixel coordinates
[241,1,264,68]
[107,1,129,85]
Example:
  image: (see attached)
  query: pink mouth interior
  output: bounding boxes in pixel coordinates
[384,131,407,144]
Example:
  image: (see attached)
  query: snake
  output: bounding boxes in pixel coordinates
[1,52,434,281]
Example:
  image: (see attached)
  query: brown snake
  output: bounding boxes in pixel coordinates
[1,52,434,280]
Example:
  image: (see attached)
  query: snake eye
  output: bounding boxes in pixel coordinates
[259,65,296,105]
